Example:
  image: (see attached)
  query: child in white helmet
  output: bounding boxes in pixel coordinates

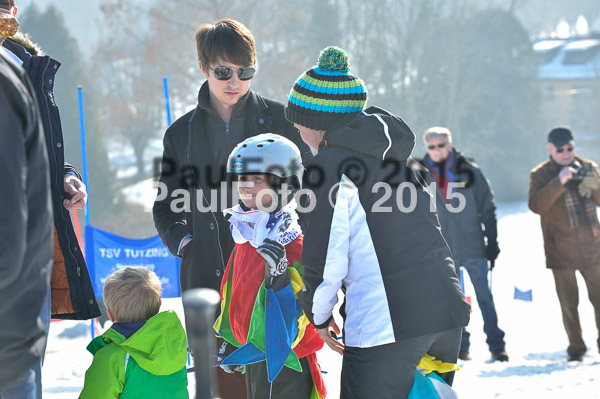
[213,133,326,399]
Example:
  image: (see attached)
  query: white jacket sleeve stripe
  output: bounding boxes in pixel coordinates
[311,176,352,327]
[342,176,395,347]
[362,109,392,160]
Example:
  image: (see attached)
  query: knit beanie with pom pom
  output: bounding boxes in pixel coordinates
[285,46,368,131]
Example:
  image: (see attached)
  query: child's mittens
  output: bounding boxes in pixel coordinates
[220,362,244,373]
[217,340,244,374]
[257,238,288,282]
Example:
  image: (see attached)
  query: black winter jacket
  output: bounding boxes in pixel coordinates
[419,149,498,265]
[153,83,312,292]
[297,107,470,347]
[0,51,53,389]
[3,35,100,320]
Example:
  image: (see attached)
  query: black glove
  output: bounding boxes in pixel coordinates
[257,238,288,285]
[485,241,500,270]
[482,214,499,269]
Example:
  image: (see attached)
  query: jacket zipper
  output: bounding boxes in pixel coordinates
[184,103,269,273]
[187,115,226,272]
[41,59,81,278]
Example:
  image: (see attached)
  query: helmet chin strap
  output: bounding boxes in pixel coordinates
[238,200,252,212]
[269,176,300,214]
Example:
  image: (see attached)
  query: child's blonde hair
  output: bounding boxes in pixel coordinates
[103,266,162,323]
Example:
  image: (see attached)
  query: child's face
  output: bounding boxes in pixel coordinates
[237,174,275,210]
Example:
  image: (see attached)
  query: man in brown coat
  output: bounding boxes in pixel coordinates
[529,126,600,362]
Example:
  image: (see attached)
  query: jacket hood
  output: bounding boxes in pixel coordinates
[322,106,415,162]
[91,310,187,376]
[6,32,44,56]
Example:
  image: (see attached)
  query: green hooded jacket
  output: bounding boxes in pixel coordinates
[80,310,188,399]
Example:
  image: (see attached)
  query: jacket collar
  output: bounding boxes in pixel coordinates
[547,155,583,174]
[3,37,60,78]
[196,80,251,118]
[190,81,269,128]
[185,84,272,190]
[424,148,462,172]
[111,321,146,340]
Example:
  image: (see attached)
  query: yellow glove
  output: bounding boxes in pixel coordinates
[417,354,460,374]
[578,172,600,198]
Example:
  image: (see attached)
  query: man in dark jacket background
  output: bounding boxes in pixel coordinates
[1,1,100,396]
[420,127,507,362]
[529,126,600,362]
[152,19,311,398]
[0,49,52,399]
[285,46,470,399]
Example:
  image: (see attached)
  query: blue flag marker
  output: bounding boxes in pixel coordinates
[514,287,533,302]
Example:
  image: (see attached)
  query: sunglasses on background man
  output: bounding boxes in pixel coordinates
[427,142,448,150]
[556,146,574,153]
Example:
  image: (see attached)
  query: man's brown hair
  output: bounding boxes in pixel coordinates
[195,19,256,71]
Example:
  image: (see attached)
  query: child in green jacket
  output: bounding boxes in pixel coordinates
[80,266,188,399]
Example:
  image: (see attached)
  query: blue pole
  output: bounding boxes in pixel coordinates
[78,86,94,338]
[163,76,172,126]
[77,86,90,226]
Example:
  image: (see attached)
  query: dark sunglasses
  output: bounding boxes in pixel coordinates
[427,143,448,150]
[209,66,255,81]
[556,146,574,153]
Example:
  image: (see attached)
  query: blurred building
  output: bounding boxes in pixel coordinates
[533,32,600,158]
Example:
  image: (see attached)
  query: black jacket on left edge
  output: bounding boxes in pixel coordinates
[3,35,100,320]
[0,50,53,389]
[419,149,497,265]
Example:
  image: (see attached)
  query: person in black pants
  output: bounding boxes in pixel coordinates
[152,19,311,398]
[285,46,470,399]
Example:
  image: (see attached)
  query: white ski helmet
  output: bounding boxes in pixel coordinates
[227,133,303,190]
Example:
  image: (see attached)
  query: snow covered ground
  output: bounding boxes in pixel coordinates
[42,201,600,398]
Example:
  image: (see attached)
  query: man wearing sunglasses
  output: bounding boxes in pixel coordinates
[419,127,508,363]
[152,19,311,398]
[529,126,600,362]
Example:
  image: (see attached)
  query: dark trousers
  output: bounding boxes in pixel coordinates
[552,266,600,356]
[216,367,247,399]
[245,357,313,399]
[213,306,248,399]
[340,328,462,399]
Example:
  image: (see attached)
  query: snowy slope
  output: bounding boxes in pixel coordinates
[42,201,600,398]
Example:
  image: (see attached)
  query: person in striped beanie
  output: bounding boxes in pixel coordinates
[285,46,367,132]
[285,46,469,399]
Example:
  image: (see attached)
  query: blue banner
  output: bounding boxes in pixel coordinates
[85,226,181,298]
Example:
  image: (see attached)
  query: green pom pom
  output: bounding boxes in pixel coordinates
[318,46,349,72]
